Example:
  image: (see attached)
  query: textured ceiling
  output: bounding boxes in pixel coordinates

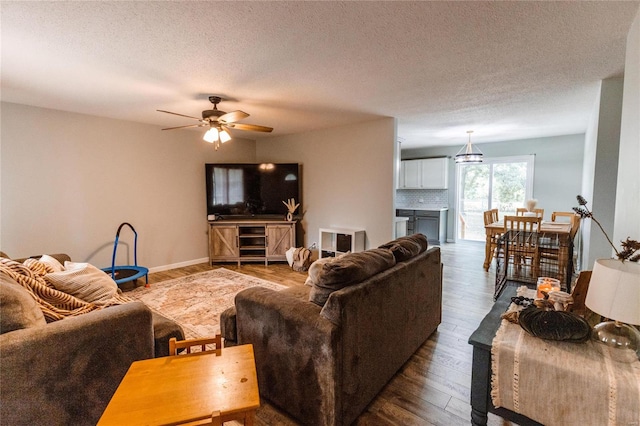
[2,1,638,149]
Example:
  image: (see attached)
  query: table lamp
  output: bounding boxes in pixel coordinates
[585,259,640,362]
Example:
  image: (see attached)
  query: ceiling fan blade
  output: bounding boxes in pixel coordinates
[157,110,203,121]
[217,110,250,124]
[227,122,274,133]
[161,124,207,131]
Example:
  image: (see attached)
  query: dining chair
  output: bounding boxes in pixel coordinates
[490,208,499,223]
[483,210,501,267]
[483,210,495,226]
[516,207,544,219]
[551,211,580,239]
[169,334,223,356]
[539,211,581,285]
[503,215,541,279]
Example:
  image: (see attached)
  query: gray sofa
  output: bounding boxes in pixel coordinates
[0,253,185,426]
[221,235,442,426]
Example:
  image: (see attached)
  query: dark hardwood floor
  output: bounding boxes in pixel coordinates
[143,241,514,426]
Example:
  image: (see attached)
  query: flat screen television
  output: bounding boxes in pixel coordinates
[205,163,301,218]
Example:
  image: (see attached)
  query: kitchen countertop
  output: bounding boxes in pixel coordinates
[396,206,449,212]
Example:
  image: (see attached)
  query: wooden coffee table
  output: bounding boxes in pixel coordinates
[98,344,260,425]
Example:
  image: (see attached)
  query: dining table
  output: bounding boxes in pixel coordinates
[483,220,573,285]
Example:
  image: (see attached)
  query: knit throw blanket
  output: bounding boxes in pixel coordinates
[491,286,640,425]
[0,257,129,322]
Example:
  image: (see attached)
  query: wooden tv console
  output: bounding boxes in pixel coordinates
[208,220,296,266]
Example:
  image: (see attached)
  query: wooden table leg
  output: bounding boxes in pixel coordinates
[244,410,256,426]
[484,230,493,271]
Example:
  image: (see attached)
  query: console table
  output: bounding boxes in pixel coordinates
[469,285,640,426]
[468,285,542,426]
[208,220,295,266]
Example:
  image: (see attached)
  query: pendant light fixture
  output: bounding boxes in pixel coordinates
[455,130,484,163]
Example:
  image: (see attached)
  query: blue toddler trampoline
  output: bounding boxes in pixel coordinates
[102,222,149,286]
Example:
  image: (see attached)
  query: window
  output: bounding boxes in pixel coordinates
[456,155,534,241]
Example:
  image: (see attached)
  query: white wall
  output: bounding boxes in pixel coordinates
[580,82,601,266]
[403,134,585,241]
[614,9,640,249]
[256,117,397,250]
[0,102,257,269]
[582,77,624,268]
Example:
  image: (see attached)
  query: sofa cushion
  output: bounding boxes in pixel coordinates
[309,248,396,307]
[0,275,46,333]
[220,306,238,345]
[304,252,349,286]
[151,311,185,357]
[45,262,118,306]
[378,233,428,262]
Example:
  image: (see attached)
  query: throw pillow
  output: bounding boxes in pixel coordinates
[0,275,46,333]
[45,262,118,306]
[38,254,65,272]
[309,248,396,307]
[378,233,428,262]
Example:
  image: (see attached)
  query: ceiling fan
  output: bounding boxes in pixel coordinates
[157,96,273,150]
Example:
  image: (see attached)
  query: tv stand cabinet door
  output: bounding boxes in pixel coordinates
[209,224,239,264]
[266,223,295,261]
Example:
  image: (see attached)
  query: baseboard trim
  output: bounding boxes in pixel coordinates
[149,257,209,274]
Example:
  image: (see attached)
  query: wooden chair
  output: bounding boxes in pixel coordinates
[539,211,581,287]
[483,210,494,226]
[490,208,499,223]
[169,334,223,356]
[483,210,501,267]
[503,215,541,278]
[551,211,580,239]
[516,207,544,219]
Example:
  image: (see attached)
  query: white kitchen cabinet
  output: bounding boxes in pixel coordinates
[399,158,448,189]
[420,158,448,189]
[402,159,422,188]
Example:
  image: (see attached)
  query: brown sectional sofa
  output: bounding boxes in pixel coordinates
[0,253,184,426]
[221,235,443,426]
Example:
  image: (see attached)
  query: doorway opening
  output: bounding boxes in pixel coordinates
[456,155,534,241]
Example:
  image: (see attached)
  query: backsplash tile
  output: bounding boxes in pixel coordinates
[396,189,448,208]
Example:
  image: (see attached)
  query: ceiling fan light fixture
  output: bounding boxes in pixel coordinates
[203,127,219,143]
[219,129,231,143]
[159,96,273,152]
[455,130,484,164]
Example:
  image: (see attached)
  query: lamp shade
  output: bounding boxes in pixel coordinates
[585,259,640,326]
[219,129,231,143]
[203,127,219,143]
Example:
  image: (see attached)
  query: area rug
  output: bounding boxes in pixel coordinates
[126,268,286,339]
